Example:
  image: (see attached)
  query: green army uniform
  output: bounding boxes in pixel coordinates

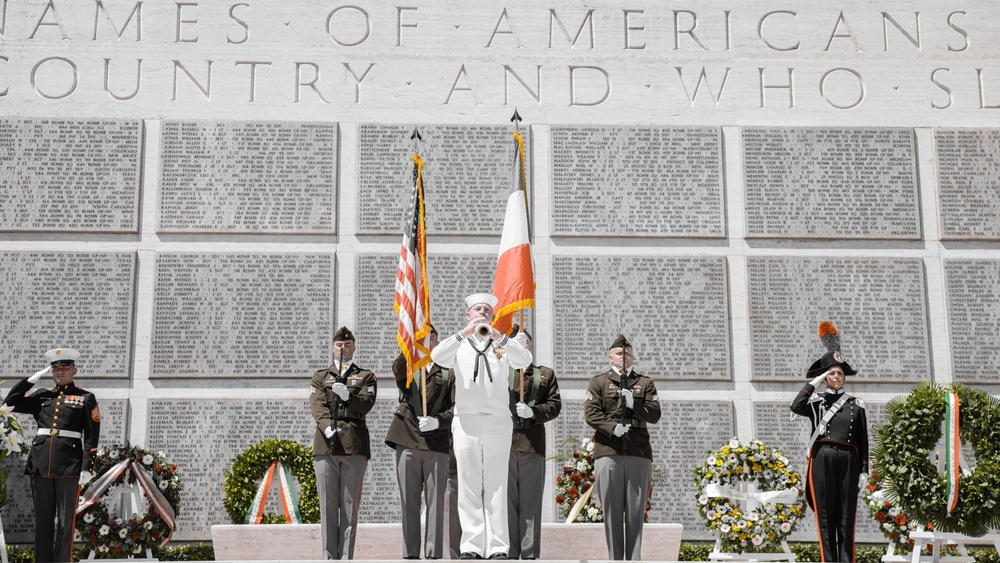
[310,355,377,560]
[584,362,661,561]
[386,353,455,559]
[507,365,561,559]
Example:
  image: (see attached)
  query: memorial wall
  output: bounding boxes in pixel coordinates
[2,0,1000,545]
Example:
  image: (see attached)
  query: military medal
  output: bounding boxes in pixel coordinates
[492,344,506,359]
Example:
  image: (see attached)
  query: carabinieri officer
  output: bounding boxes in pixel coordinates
[4,348,101,563]
[790,321,869,563]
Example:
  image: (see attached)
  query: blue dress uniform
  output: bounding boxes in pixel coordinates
[4,349,100,563]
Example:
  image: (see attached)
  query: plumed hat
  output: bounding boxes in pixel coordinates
[806,321,856,378]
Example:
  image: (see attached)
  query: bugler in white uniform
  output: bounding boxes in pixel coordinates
[431,293,532,560]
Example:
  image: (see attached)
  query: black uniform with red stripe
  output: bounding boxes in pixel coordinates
[5,377,101,563]
[790,384,868,563]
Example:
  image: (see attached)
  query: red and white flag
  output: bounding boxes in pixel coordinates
[492,131,535,336]
[394,152,432,386]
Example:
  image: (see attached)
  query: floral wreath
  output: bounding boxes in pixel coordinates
[694,438,806,552]
[0,403,29,510]
[874,382,1000,537]
[75,443,181,558]
[863,466,933,552]
[222,438,319,524]
[553,436,657,523]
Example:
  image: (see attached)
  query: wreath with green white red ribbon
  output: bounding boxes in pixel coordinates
[694,438,806,553]
[862,466,934,552]
[874,382,1000,537]
[222,438,319,524]
[75,442,181,558]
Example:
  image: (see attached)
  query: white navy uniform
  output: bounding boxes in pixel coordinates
[431,332,531,558]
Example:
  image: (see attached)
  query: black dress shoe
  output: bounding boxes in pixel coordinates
[403,557,419,560]
[460,553,482,560]
[488,554,509,560]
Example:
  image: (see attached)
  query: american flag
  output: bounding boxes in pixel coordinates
[394,152,432,386]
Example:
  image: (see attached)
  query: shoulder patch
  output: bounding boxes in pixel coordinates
[310,387,318,394]
[91,405,101,423]
[585,390,593,401]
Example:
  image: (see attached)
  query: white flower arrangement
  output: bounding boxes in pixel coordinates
[693,438,806,553]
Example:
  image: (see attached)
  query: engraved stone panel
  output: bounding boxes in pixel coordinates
[755,400,886,543]
[145,398,399,541]
[553,399,733,539]
[354,253,500,377]
[936,129,1000,240]
[945,259,1000,382]
[151,253,333,377]
[743,127,919,239]
[748,257,929,382]
[0,251,136,377]
[0,118,141,233]
[357,124,521,235]
[158,121,337,233]
[0,399,128,542]
[552,256,730,380]
[550,126,724,237]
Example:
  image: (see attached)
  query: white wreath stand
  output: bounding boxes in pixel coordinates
[708,481,796,562]
[85,481,156,562]
[879,529,1000,563]
[0,507,9,563]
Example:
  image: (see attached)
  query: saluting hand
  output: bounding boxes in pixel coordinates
[27,365,51,384]
[331,382,349,401]
[809,372,828,389]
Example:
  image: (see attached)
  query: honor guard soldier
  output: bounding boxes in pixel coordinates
[3,348,101,563]
[431,293,532,560]
[790,322,869,563]
[386,325,456,560]
[310,327,378,560]
[584,335,661,561]
[506,328,561,560]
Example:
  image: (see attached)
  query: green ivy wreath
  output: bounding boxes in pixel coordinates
[875,382,1000,537]
[222,438,319,524]
[693,438,806,553]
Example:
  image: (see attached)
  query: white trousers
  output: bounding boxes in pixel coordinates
[453,413,513,557]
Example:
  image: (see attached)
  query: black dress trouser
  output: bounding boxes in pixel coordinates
[808,442,860,563]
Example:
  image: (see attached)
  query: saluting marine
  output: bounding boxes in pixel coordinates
[4,348,101,563]
[506,328,561,560]
[386,325,456,560]
[310,327,378,560]
[584,334,661,561]
[790,321,869,563]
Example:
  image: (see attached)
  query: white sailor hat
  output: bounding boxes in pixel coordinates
[45,348,80,366]
[464,293,498,309]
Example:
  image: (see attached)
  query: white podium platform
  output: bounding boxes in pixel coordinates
[211,522,683,561]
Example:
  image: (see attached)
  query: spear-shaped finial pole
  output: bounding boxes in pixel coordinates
[410,126,423,151]
[510,108,522,132]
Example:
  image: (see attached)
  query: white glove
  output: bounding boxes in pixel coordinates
[859,472,869,490]
[513,332,528,347]
[515,402,534,419]
[809,372,828,388]
[418,416,440,432]
[323,426,336,439]
[28,366,51,384]
[612,423,631,437]
[79,471,94,485]
[620,388,635,409]
[331,382,349,401]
